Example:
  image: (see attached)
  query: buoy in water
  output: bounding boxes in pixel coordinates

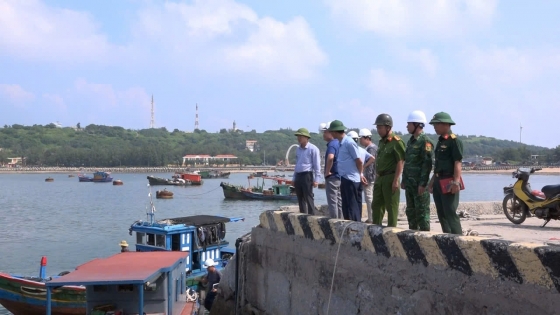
[113,180,124,186]
[156,189,173,199]
[45,177,54,182]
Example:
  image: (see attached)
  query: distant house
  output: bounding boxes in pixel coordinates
[482,157,493,165]
[246,140,258,152]
[182,154,238,166]
[7,157,23,167]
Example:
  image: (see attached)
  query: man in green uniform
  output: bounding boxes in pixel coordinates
[401,110,433,231]
[372,114,406,227]
[428,112,463,234]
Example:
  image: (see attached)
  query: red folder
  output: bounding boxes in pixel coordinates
[439,177,465,194]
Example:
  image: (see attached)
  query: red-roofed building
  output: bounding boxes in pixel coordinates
[182,154,237,166]
[46,252,193,315]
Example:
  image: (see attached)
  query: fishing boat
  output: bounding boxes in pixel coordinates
[175,172,204,185]
[92,171,113,183]
[241,184,297,201]
[128,188,244,292]
[219,182,265,200]
[147,175,191,186]
[77,173,92,182]
[0,257,86,315]
[45,252,196,315]
[199,170,231,179]
[45,177,54,182]
[250,171,267,177]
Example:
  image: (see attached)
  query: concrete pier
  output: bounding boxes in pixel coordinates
[212,207,560,315]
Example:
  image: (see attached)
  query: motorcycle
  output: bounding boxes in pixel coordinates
[503,167,560,227]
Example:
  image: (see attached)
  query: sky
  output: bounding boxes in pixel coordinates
[1,0,559,148]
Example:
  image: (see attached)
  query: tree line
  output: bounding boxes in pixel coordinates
[0,124,557,167]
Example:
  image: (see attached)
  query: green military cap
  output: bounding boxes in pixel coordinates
[327,120,347,131]
[294,127,311,138]
[374,113,393,127]
[429,112,456,125]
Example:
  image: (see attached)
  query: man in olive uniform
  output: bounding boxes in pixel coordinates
[372,114,406,227]
[428,112,463,234]
[402,110,433,231]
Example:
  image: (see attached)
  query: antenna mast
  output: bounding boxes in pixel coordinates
[195,103,199,130]
[150,95,155,129]
[520,124,522,144]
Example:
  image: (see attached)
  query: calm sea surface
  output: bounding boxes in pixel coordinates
[0,172,559,314]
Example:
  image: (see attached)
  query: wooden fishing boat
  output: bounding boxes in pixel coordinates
[0,257,85,315]
[45,177,54,182]
[112,179,123,185]
[241,184,297,201]
[199,170,231,179]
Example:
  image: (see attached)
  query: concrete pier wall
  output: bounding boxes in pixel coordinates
[212,210,560,315]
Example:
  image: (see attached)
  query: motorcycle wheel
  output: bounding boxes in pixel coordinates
[503,194,527,224]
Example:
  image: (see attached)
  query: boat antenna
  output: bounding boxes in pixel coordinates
[147,184,156,224]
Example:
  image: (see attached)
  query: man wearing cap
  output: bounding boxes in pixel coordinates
[320,122,342,218]
[293,127,322,215]
[402,110,433,231]
[119,240,129,252]
[428,112,464,234]
[372,114,406,227]
[358,128,378,223]
[201,258,222,311]
[328,120,367,221]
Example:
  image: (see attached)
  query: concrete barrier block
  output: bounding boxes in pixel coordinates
[454,236,498,278]
[508,242,555,289]
[382,227,408,260]
[413,231,447,267]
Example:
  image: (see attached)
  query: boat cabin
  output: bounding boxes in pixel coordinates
[128,215,243,288]
[272,184,292,195]
[45,252,193,315]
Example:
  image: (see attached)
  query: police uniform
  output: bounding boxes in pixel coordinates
[403,132,433,231]
[372,131,405,227]
[429,112,463,234]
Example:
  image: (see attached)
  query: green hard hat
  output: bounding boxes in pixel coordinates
[374,113,393,127]
[294,127,311,138]
[429,112,456,125]
[327,120,347,132]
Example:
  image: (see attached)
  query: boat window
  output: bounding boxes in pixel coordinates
[147,234,155,246]
[118,284,134,292]
[156,234,165,247]
[144,283,157,292]
[93,285,108,292]
[171,234,181,251]
[136,232,145,244]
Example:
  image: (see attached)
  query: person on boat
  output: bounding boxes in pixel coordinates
[292,128,322,215]
[201,258,222,311]
[119,240,129,252]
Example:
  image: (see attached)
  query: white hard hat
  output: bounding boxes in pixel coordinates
[319,123,327,132]
[347,130,359,139]
[407,110,427,124]
[203,258,219,267]
[358,128,372,137]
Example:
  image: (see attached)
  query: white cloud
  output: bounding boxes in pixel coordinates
[368,69,413,96]
[464,47,560,85]
[325,0,498,38]
[0,84,35,104]
[0,0,118,62]
[42,93,65,110]
[133,0,327,81]
[399,48,438,77]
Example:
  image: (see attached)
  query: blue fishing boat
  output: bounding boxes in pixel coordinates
[92,171,113,183]
[45,252,196,315]
[127,187,244,291]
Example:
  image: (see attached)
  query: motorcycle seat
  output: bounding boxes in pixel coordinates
[531,190,546,200]
[542,184,560,199]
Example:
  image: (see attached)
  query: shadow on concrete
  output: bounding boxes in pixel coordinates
[477,221,560,232]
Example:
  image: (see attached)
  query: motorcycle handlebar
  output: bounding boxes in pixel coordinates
[531,167,543,173]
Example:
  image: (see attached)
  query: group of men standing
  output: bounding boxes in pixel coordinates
[292,111,464,235]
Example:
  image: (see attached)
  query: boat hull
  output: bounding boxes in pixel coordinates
[0,273,85,315]
[220,182,248,199]
[77,176,92,182]
[241,191,298,201]
[147,176,192,186]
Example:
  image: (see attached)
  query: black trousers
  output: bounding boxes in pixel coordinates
[340,177,363,221]
[294,171,315,215]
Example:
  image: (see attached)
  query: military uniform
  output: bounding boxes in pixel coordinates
[372,132,405,227]
[430,112,463,235]
[403,133,433,231]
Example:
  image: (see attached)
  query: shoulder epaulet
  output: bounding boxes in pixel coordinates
[450,134,457,139]
[394,135,401,141]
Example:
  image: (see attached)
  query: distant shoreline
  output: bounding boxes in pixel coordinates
[1,167,558,175]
